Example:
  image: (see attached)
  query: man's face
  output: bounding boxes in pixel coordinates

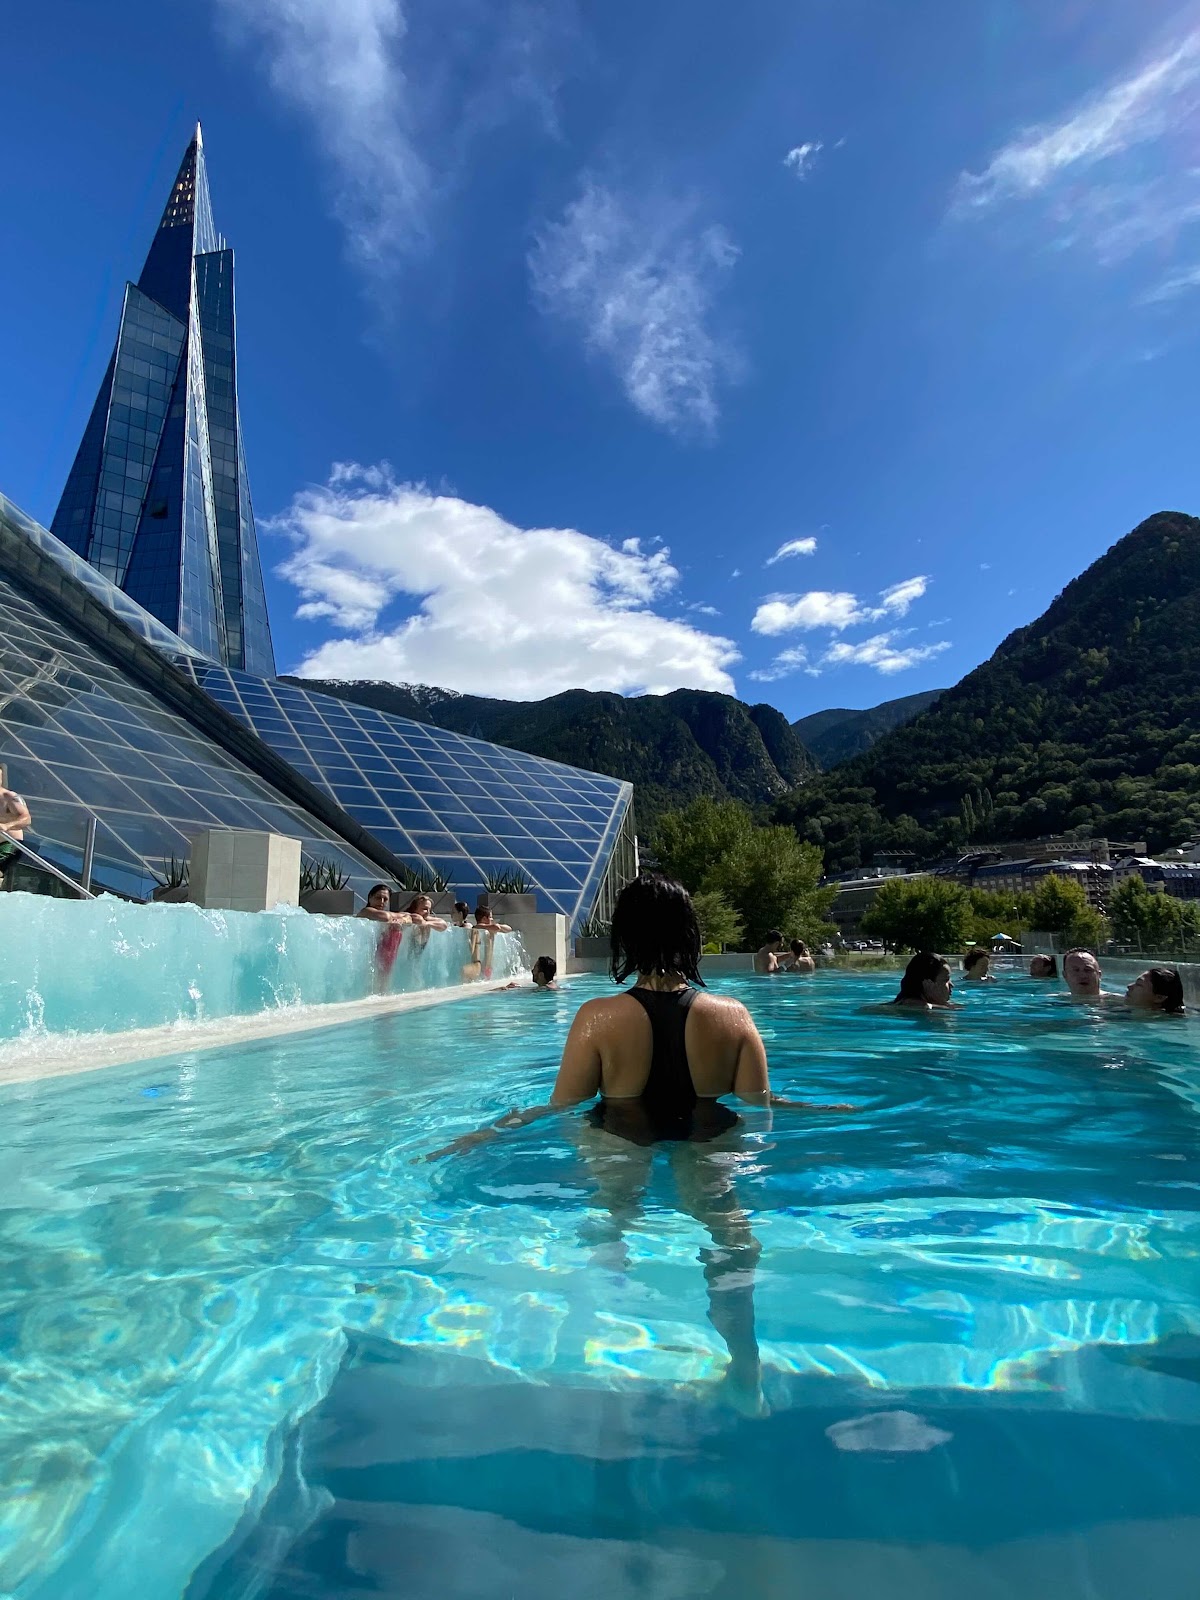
[1064,952,1101,994]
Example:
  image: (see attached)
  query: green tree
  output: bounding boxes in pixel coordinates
[1026,874,1109,948]
[691,889,745,952]
[860,876,974,954]
[654,798,834,950]
[1108,875,1184,950]
[966,887,1034,945]
[655,798,752,892]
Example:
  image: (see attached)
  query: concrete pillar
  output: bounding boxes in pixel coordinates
[190,829,301,911]
[506,912,568,975]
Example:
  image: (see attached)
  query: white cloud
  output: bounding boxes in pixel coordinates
[749,646,810,683]
[765,536,818,566]
[877,574,928,616]
[274,463,739,696]
[687,602,720,617]
[529,181,740,436]
[822,633,951,676]
[952,23,1200,297]
[1141,261,1200,303]
[753,591,865,635]
[216,0,427,269]
[751,575,931,636]
[784,141,823,180]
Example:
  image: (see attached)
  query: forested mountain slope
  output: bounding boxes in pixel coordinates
[793,689,944,768]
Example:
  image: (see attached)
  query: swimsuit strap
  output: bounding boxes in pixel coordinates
[627,986,698,1115]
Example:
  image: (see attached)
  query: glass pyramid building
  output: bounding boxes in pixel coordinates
[50,126,275,676]
[3,128,635,928]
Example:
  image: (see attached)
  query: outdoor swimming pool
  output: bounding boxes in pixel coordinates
[2,970,1198,1599]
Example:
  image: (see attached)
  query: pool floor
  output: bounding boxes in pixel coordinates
[2,972,1199,1599]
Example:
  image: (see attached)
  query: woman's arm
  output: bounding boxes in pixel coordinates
[549,1003,604,1105]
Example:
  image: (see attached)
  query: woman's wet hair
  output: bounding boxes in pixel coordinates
[610,872,704,986]
[962,947,989,972]
[367,883,390,901]
[532,955,557,983]
[1030,954,1058,978]
[454,901,470,917]
[1147,966,1185,1013]
[404,895,429,915]
[790,939,810,957]
[896,950,949,1001]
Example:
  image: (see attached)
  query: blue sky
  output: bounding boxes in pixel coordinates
[4,0,1200,715]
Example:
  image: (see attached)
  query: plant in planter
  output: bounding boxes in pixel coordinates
[575,909,611,958]
[479,868,537,920]
[151,856,190,903]
[299,857,356,916]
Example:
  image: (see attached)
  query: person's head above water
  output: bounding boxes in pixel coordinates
[366,884,391,911]
[610,872,704,986]
[452,901,470,923]
[1063,948,1103,997]
[962,947,990,976]
[896,951,953,1007]
[790,939,810,958]
[531,955,557,987]
[1126,965,1185,1014]
[1030,954,1058,979]
[405,895,432,917]
[762,930,784,950]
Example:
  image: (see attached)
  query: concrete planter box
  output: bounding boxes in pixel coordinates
[151,884,189,904]
[430,892,462,916]
[300,888,356,917]
[575,935,610,958]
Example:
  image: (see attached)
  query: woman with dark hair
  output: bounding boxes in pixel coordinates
[428,872,855,1409]
[961,948,994,983]
[890,951,957,1010]
[1126,966,1186,1014]
[1030,954,1058,979]
[785,939,816,975]
[356,885,411,989]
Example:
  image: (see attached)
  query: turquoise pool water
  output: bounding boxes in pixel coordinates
[2,971,1199,1599]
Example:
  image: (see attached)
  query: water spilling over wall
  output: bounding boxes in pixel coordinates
[0,897,521,1042]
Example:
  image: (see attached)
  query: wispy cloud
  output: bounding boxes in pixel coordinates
[751,575,930,636]
[765,536,818,566]
[952,21,1200,298]
[529,181,740,436]
[784,141,823,180]
[275,463,739,696]
[749,646,810,683]
[216,0,426,269]
[216,0,572,276]
[822,633,951,676]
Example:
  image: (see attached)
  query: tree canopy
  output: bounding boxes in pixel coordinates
[860,877,974,954]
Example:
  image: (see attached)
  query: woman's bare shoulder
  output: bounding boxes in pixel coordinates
[691,991,755,1028]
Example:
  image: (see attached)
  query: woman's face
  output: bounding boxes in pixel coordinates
[477,910,493,927]
[1125,972,1161,1010]
[414,896,431,916]
[368,887,389,911]
[969,954,989,979]
[923,966,952,1006]
[1064,951,1101,994]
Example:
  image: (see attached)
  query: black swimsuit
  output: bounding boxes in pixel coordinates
[586,986,740,1146]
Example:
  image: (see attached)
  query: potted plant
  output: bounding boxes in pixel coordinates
[151,856,190,904]
[299,858,356,916]
[480,869,537,922]
[575,910,610,959]
[389,863,452,912]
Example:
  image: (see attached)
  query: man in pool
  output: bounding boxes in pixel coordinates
[503,955,559,991]
[1063,948,1120,1003]
[753,930,786,974]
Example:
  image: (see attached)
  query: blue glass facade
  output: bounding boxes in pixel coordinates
[191,666,633,928]
[50,127,275,675]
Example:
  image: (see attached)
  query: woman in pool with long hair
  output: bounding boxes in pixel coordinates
[356,885,412,989]
[427,873,855,1408]
[1125,966,1186,1015]
[890,951,959,1010]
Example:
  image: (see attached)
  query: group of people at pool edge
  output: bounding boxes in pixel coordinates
[356,883,558,989]
[424,868,1191,1411]
[889,944,1187,1013]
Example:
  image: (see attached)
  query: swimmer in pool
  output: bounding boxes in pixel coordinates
[423,873,856,1410]
[1062,948,1120,1003]
[961,948,995,983]
[1125,966,1186,1015]
[784,939,816,974]
[868,951,959,1011]
[1030,955,1058,979]
[357,884,411,988]
[753,930,787,974]
[503,955,559,991]
[467,905,513,980]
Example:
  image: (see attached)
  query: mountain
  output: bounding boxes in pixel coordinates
[285,680,818,827]
[774,512,1200,872]
[794,689,945,769]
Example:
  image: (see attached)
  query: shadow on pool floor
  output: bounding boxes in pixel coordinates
[190,1334,1200,1600]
